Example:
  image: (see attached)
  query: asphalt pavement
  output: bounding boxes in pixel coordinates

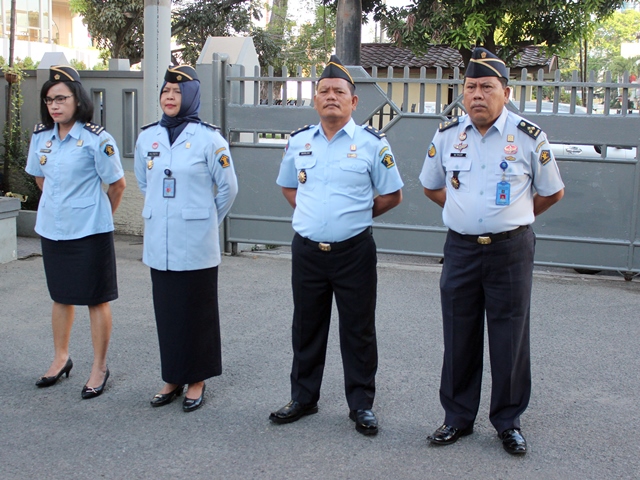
[1,235,639,479]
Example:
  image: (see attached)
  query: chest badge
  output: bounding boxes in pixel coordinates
[459,132,467,141]
[186,142,191,149]
[45,140,52,148]
[298,169,307,184]
[504,144,518,155]
[152,142,159,149]
[350,144,357,151]
[40,155,47,165]
[450,176,460,189]
[507,134,515,142]
[454,143,468,152]
[147,160,154,170]
[76,140,84,147]
[305,143,311,150]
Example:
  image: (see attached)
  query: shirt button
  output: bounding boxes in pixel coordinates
[481,165,486,169]
[480,191,483,195]
[478,218,483,223]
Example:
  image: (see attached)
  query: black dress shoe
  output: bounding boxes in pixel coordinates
[81,368,110,399]
[500,428,527,455]
[269,400,318,424]
[36,358,73,388]
[150,384,184,407]
[427,424,473,445]
[182,383,205,412]
[349,409,378,436]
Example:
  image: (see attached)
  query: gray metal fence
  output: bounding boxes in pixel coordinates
[215,59,640,278]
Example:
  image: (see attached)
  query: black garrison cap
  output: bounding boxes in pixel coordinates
[319,55,355,88]
[164,65,199,83]
[465,47,508,80]
[49,65,81,83]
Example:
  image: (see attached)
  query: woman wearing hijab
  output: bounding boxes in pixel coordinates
[26,65,126,398]
[134,65,238,412]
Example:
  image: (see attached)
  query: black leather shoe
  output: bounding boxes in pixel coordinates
[349,409,378,436]
[81,368,110,399]
[427,424,473,445]
[150,384,184,407]
[269,400,318,424]
[36,357,73,388]
[500,428,527,455]
[182,383,205,412]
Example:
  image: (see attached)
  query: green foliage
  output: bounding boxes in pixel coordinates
[0,56,39,70]
[70,59,88,71]
[0,65,39,209]
[376,0,626,64]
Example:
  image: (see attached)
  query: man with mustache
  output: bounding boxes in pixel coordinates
[271,55,403,435]
[419,47,564,454]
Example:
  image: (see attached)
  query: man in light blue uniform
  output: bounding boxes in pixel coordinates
[270,55,403,435]
[420,47,564,454]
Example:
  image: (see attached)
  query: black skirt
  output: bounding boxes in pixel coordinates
[41,232,118,306]
[150,267,221,384]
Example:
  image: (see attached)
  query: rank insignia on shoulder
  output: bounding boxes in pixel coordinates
[141,121,159,130]
[201,121,221,131]
[439,118,459,132]
[218,154,231,168]
[364,125,385,138]
[428,143,436,158]
[104,144,115,157]
[84,122,105,135]
[539,149,552,166]
[517,120,541,139]
[381,153,395,168]
[291,125,312,137]
[34,123,52,134]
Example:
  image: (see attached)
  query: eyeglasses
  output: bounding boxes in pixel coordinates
[43,94,74,105]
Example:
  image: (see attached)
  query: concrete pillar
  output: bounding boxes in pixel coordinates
[0,197,20,263]
[143,0,171,124]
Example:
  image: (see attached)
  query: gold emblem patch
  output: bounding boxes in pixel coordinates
[539,150,551,165]
[147,160,154,170]
[104,144,115,157]
[381,153,395,168]
[298,169,307,184]
[40,155,47,165]
[218,155,230,168]
[428,143,436,158]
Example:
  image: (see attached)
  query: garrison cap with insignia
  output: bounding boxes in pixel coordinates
[319,55,355,89]
[465,47,508,81]
[49,65,81,83]
[165,65,199,83]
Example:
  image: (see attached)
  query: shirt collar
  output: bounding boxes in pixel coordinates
[315,117,356,139]
[462,106,508,135]
[54,121,83,140]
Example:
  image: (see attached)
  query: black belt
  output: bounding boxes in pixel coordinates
[298,227,372,252]
[451,225,528,245]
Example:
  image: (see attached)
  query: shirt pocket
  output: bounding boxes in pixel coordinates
[339,157,370,195]
[70,196,96,209]
[142,205,152,219]
[444,156,472,192]
[494,160,526,178]
[182,208,210,220]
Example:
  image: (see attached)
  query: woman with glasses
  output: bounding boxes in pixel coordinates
[25,65,126,399]
[134,65,237,412]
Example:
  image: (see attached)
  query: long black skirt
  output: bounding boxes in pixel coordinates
[150,267,221,384]
[41,232,118,306]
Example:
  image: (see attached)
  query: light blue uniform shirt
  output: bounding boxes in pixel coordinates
[419,108,564,235]
[134,121,238,271]
[25,121,124,240]
[277,118,404,242]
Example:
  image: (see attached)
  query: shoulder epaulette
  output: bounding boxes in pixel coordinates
[290,125,313,137]
[364,125,385,139]
[141,121,159,131]
[83,122,105,135]
[201,121,221,131]
[33,123,53,134]
[517,119,541,139]
[438,118,459,132]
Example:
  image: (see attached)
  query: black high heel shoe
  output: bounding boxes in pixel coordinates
[36,358,73,388]
[182,383,206,412]
[150,384,184,407]
[81,368,110,399]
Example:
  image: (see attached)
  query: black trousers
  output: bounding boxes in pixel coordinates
[289,230,378,410]
[439,226,534,435]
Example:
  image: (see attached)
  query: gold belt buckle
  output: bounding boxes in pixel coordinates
[477,236,491,245]
[319,242,331,252]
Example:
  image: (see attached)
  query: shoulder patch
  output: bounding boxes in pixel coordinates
[83,122,105,135]
[438,118,459,132]
[517,119,541,139]
[364,125,385,138]
[33,123,52,134]
[290,125,313,137]
[201,121,221,131]
[141,121,159,131]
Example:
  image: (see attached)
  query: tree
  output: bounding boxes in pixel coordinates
[69,0,144,65]
[588,9,640,75]
[376,0,627,65]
